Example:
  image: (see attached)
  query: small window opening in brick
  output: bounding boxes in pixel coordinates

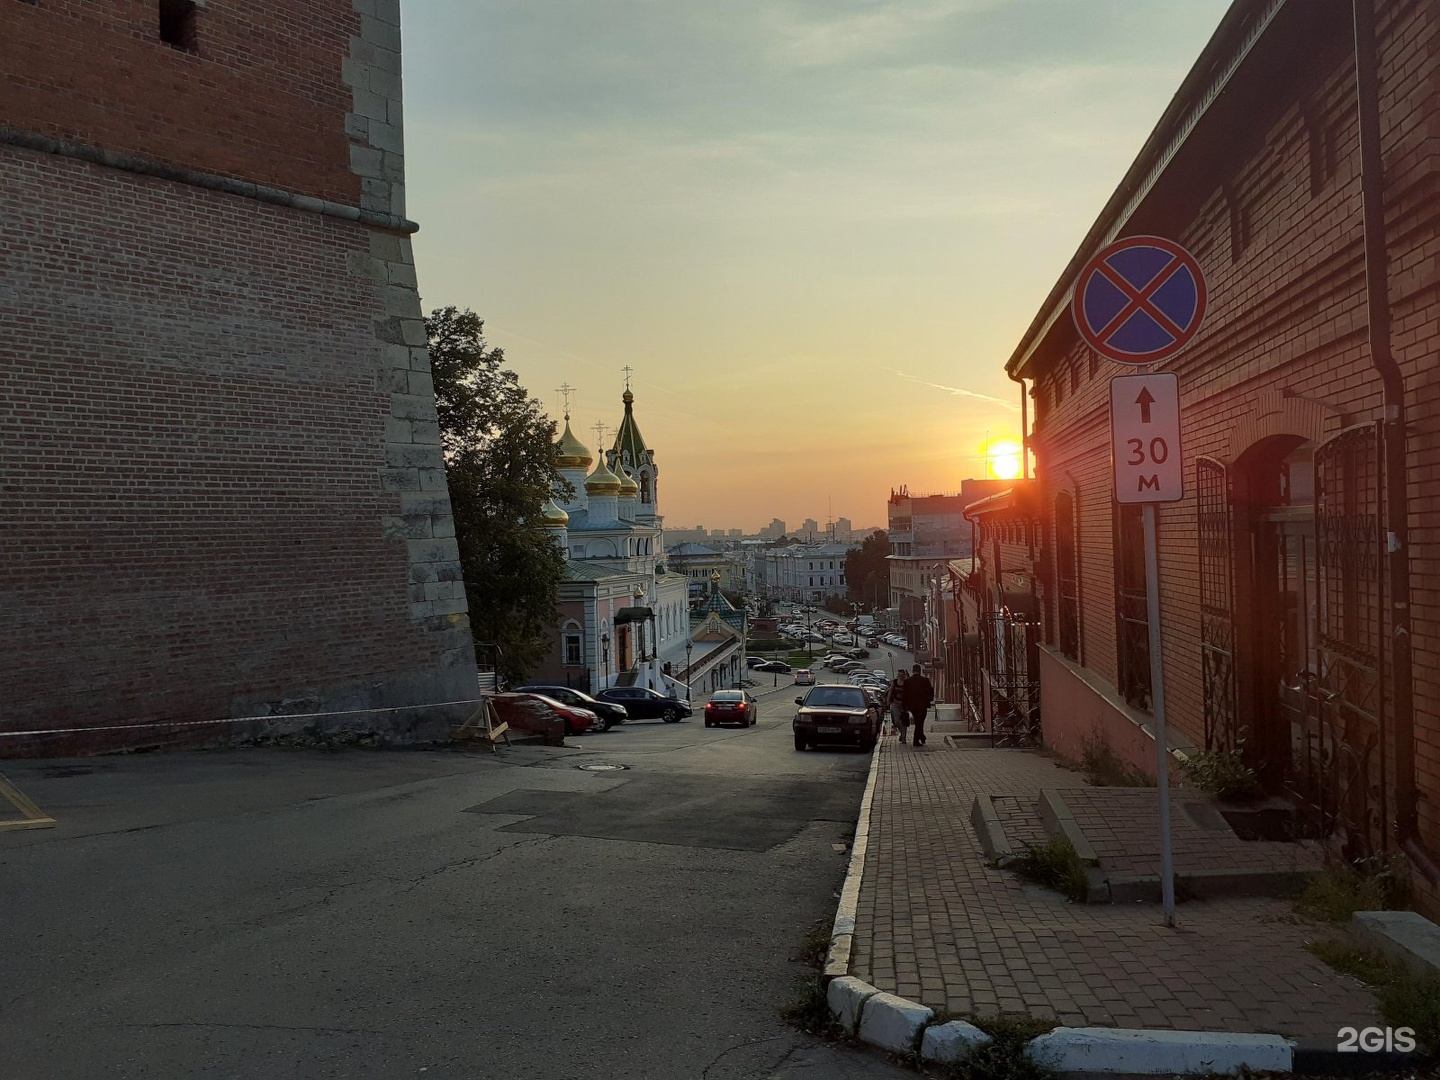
[158,0,198,52]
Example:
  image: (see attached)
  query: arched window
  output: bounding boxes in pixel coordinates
[640,473,652,503]
[560,620,584,667]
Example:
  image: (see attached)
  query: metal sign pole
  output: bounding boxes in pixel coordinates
[1142,502,1176,926]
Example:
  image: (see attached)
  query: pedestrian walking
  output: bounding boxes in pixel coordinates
[887,670,910,742]
[902,663,935,747]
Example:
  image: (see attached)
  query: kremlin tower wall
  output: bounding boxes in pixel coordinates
[0,1,477,754]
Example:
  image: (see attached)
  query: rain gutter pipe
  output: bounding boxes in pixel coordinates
[1352,0,1419,864]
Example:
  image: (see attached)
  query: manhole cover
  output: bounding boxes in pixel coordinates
[576,763,629,772]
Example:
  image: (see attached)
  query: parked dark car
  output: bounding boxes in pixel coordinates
[845,648,871,660]
[704,689,757,728]
[755,660,791,673]
[595,685,693,722]
[512,685,627,731]
[792,684,880,752]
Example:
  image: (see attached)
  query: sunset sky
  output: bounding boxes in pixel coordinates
[400,0,1232,533]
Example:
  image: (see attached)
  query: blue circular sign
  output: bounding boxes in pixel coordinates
[1072,236,1207,365]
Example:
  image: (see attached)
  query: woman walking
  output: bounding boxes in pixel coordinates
[887,670,910,743]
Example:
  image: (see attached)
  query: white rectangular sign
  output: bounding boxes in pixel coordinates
[1110,372,1182,503]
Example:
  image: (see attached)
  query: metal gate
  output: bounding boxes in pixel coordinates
[1196,457,1239,752]
[979,610,1041,748]
[1303,421,1386,858]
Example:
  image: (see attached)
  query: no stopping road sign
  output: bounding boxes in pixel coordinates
[1074,236,1206,365]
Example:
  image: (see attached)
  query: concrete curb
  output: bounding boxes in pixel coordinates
[970,793,1016,866]
[1029,1026,1293,1075]
[1039,787,1100,865]
[823,737,882,979]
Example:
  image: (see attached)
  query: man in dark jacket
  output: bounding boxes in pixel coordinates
[901,663,935,747]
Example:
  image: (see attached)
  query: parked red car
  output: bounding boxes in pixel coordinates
[703,689,757,728]
[490,692,598,740]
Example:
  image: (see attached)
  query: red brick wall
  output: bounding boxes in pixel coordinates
[0,147,454,747]
[1,0,359,203]
[1024,1,1438,865]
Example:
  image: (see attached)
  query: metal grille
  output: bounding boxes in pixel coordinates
[1114,502,1151,711]
[1055,491,1080,661]
[980,610,1041,748]
[1305,421,1386,858]
[1196,457,1238,751]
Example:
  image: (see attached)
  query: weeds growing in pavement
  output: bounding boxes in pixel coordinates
[938,1014,1057,1080]
[778,974,841,1038]
[779,919,843,1038]
[1078,734,1154,788]
[1177,745,1262,803]
[1012,836,1088,903]
[789,917,834,968]
[1294,856,1411,923]
[1308,940,1440,1051]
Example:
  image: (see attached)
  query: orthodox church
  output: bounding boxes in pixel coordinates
[528,385,743,697]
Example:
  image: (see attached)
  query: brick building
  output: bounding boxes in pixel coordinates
[1004,0,1439,886]
[1,1,477,754]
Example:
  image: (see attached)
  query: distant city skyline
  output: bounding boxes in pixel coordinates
[403,0,1232,526]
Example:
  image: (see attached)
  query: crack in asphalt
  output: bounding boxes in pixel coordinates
[700,1033,793,1079]
[118,1020,389,1036]
[401,833,556,891]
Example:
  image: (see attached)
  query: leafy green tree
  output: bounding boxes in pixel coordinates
[845,530,890,610]
[427,306,566,684]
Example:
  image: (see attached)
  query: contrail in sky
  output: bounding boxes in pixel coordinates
[894,371,1021,411]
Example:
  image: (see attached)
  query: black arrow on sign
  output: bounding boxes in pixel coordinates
[1135,386,1155,423]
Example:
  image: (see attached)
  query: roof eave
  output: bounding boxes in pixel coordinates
[1005,0,1284,381]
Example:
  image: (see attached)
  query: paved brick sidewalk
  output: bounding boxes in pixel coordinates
[848,739,1380,1039]
[1065,787,1326,877]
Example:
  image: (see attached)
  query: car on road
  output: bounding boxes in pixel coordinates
[755,659,792,674]
[704,689,757,728]
[511,685,627,731]
[834,660,866,673]
[793,669,815,686]
[746,656,767,668]
[595,685,693,722]
[820,654,849,669]
[802,632,825,644]
[490,692,599,737]
[845,648,871,660]
[792,684,880,752]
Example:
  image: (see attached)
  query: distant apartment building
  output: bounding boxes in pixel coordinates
[758,518,787,540]
[755,542,851,604]
[886,481,1008,650]
[834,517,853,543]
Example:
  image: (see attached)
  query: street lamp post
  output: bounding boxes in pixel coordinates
[685,638,693,701]
[601,632,610,688]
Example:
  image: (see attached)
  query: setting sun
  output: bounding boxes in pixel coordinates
[985,438,1024,480]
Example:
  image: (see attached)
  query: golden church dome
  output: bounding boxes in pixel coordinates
[617,466,639,497]
[555,418,593,470]
[541,496,569,527]
[584,451,622,495]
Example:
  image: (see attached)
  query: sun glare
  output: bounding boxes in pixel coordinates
[985,438,1024,480]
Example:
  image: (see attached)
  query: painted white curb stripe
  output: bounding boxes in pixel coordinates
[857,992,932,1054]
[1029,1026,1293,1075]
[824,738,882,978]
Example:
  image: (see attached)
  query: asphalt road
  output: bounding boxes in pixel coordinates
[0,684,915,1080]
